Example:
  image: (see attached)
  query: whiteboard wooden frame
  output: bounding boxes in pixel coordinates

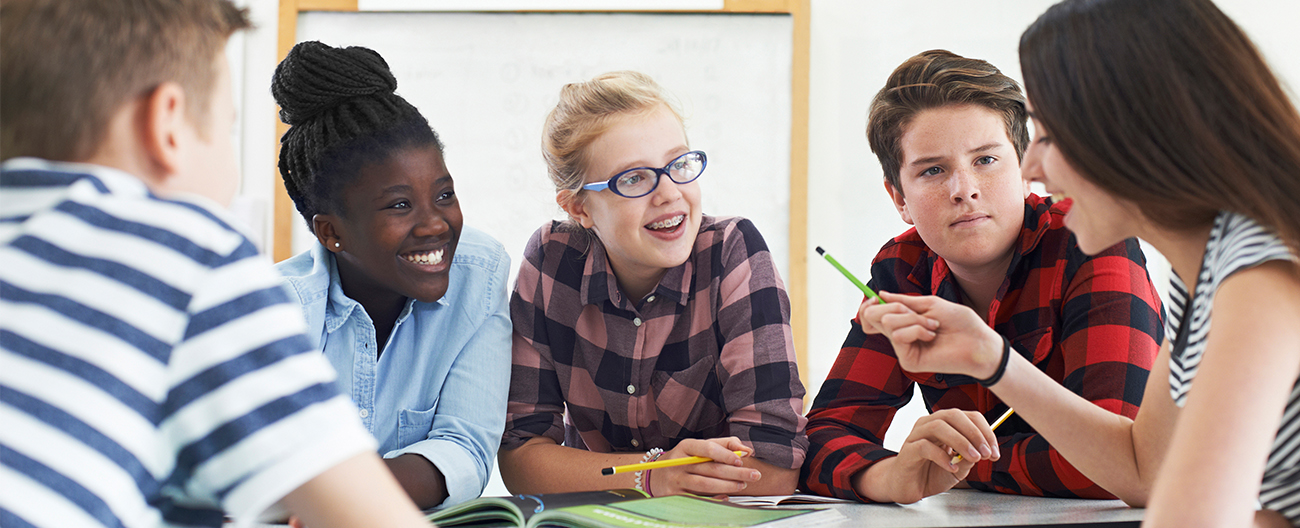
[274,0,811,391]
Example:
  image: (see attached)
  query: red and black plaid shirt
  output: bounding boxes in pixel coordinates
[504,215,808,469]
[802,194,1163,500]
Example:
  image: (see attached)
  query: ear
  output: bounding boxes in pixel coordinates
[557,190,595,229]
[140,82,188,182]
[313,213,344,253]
[884,179,914,225]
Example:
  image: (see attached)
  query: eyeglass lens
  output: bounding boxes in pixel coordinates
[614,151,705,197]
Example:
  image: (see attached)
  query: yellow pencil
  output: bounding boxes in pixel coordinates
[601,451,748,475]
[950,408,1014,465]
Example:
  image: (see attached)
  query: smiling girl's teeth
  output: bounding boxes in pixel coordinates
[1052,192,1069,202]
[647,215,685,230]
[404,249,444,266]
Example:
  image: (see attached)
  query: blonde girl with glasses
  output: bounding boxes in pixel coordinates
[498,71,808,497]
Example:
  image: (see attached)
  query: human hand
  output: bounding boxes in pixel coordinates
[647,437,758,497]
[863,292,1005,380]
[858,409,1000,504]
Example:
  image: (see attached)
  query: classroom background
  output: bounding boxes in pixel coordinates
[219,0,1300,497]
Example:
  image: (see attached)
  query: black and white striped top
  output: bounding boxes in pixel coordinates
[0,159,376,527]
[1167,211,1298,521]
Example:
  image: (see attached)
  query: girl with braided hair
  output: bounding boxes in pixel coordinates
[272,41,511,510]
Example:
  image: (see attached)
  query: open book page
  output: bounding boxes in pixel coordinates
[425,489,647,526]
[725,494,855,507]
[534,494,846,528]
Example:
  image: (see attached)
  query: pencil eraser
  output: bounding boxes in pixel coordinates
[815,246,825,255]
[601,468,614,476]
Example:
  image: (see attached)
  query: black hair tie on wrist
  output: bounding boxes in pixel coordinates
[977,336,1012,388]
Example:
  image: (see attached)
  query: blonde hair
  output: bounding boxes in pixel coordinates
[542,71,685,210]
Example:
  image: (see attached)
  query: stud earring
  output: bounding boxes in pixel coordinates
[334,242,340,248]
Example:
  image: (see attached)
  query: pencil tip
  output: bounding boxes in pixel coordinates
[815,246,825,255]
[601,468,614,476]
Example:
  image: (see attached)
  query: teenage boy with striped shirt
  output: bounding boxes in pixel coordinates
[0,1,428,526]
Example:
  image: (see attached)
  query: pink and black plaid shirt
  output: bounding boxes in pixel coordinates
[503,215,808,469]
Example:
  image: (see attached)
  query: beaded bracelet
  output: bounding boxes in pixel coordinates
[977,336,1012,388]
[633,448,663,494]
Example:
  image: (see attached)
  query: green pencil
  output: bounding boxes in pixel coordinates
[815,246,884,305]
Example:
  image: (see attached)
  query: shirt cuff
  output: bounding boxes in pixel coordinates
[385,438,488,507]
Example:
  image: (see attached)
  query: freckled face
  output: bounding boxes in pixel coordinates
[891,104,1028,273]
[1021,100,1141,255]
[328,145,463,303]
[574,105,702,282]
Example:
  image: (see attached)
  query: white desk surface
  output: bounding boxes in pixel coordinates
[808,489,1143,527]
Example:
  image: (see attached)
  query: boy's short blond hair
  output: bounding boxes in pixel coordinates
[0,0,250,162]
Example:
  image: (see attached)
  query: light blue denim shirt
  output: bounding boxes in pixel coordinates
[276,225,511,507]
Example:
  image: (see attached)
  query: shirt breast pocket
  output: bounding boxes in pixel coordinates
[397,401,439,448]
[1011,327,1054,363]
[651,353,727,437]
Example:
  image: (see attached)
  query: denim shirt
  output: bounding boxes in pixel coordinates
[277,225,511,507]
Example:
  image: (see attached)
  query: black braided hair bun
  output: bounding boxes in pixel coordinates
[272,41,439,229]
[272,41,399,125]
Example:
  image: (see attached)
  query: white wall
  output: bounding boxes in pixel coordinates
[226,0,1300,495]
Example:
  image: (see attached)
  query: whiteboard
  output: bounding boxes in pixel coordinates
[295,12,794,284]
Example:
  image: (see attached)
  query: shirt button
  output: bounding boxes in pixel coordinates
[633,317,642,327]
[631,439,640,447]
[627,384,636,394]
[358,409,369,418]
[646,296,656,303]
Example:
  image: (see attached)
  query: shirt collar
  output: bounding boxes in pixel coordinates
[911,194,1053,298]
[320,243,438,334]
[578,233,694,310]
[2,157,149,197]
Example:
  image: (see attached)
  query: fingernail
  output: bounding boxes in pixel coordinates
[739,482,747,490]
[929,318,940,328]
[980,444,992,458]
[967,447,981,460]
[750,471,761,480]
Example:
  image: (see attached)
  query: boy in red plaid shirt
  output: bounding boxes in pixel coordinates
[800,50,1163,503]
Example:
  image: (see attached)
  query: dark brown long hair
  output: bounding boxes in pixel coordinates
[1020,0,1300,253]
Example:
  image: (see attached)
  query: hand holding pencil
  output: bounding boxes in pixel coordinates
[601,437,760,497]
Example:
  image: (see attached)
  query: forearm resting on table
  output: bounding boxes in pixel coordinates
[384,453,448,510]
[498,437,647,494]
[498,436,797,496]
[853,456,904,503]
[278,451,428,528]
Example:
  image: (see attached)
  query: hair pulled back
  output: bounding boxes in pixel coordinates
[1020,0,1300,253]
[867,49,1028,195]
[542,71,684,209]
[273,40,442,230]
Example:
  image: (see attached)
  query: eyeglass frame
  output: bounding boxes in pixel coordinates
[580,150,707,198]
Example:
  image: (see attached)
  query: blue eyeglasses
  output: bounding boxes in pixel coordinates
[582,150,707,198]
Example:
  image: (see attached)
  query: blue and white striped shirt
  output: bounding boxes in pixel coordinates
[0,159,376,528]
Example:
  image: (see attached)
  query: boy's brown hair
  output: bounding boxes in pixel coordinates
[866,49,1028,196]
[0,0,250,162]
